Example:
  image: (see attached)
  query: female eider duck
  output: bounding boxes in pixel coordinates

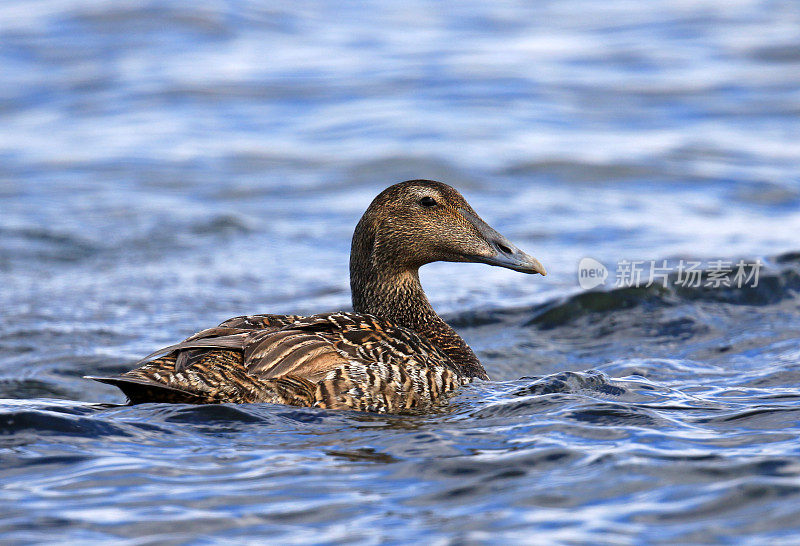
[88,180,545,413]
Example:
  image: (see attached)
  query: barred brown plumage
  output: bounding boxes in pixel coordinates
[87,180,545,413]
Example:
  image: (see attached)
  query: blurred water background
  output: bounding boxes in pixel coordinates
[1,0,800,543]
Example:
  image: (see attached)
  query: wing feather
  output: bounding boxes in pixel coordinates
[244,329,350,381]
[94,311,465,412]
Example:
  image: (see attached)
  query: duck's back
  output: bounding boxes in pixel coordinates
[89,312,465,413]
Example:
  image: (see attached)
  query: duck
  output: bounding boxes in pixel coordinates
[87,180,545,413]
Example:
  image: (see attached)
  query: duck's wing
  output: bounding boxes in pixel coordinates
[88,312,463,412]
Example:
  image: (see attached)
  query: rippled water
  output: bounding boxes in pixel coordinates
[2,1,800,543]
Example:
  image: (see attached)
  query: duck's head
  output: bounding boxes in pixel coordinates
[352,180,546,276]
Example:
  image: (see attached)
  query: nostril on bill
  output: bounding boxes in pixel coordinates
[496,242,512,255]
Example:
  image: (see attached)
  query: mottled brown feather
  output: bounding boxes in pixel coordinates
[98,312,468,413]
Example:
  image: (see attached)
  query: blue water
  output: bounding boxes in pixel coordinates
[2,1,800,543]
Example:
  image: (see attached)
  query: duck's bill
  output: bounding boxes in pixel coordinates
[459,208,547,276]
[479,246,546,275]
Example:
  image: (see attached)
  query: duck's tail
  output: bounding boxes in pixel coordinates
[84,375,213,404]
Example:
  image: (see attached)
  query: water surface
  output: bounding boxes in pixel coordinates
[1,1,800,543]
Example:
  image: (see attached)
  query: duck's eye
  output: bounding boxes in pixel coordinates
[419,196,437,208]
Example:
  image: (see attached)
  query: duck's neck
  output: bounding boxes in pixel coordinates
[350,235,487,380]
